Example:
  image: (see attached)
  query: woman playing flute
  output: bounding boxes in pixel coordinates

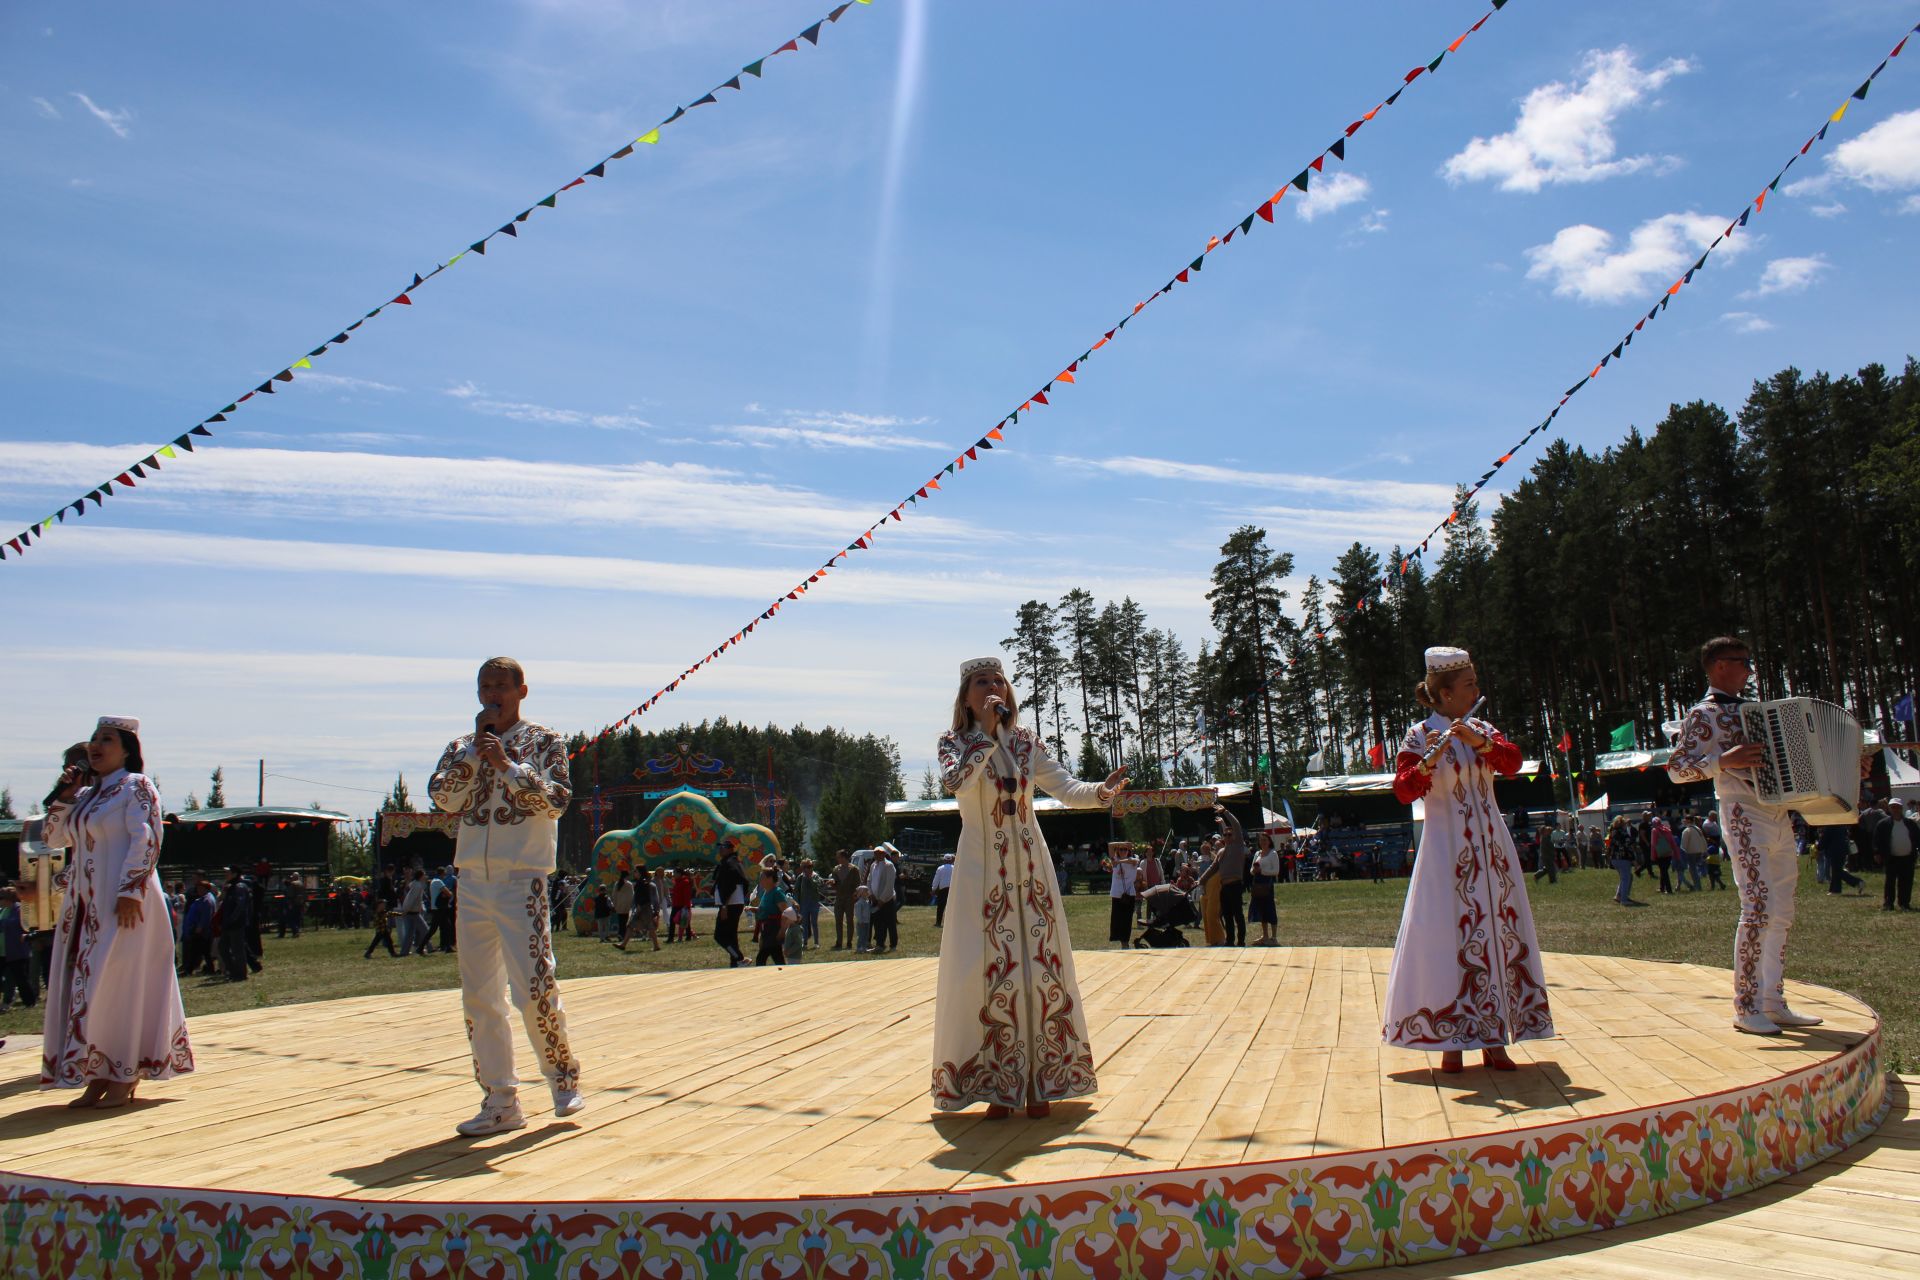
[1381,647,1553,1073]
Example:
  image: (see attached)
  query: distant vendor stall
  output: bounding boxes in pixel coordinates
[374,810,460,873]
[161,806,349,875]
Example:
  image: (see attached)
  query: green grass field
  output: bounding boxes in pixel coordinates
[4,859,1911,1071]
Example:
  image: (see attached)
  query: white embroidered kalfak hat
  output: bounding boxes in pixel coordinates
[958,656,1004,679]
[97,715,141,734]
[1424,647,1471,674]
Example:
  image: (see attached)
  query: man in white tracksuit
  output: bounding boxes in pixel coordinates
[430,656,585,1136]
[1666,636,1821,1036]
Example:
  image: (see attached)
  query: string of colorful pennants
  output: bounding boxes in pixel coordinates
[0,0,880,564]
[571,0,1523,757]
[1323,18,1920,629]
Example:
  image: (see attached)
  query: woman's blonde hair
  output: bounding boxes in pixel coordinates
[1414,664,1473,711]
[951,670,1020,732]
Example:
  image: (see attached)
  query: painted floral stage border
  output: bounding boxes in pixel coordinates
[0,1028,1885,1280]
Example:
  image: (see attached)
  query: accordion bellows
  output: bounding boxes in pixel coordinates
[1741,697,1865,825]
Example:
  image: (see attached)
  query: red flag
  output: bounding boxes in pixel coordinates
[1556,731,1573,753]
[1368,742,1386,769]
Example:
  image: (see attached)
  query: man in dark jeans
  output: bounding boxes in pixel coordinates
[1817,824,1863,894]
[1199,804,1249,946]
[1875,798,1919,911]
[713,842,749,967]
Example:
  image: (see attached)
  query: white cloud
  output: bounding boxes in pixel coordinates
[1357,208,1391,234]
[1830,108,1920,191]
[1809,202,1848,218]
[0,441,974,544]
[443,382,648,431]
[70,91,132,138]
[293,371,404,393]
[30,96,60,119]
[1442,48,1691,192]
[1745,255,1827,298]
[1904,194,1920,215]
[1721,311,1774,334]
[7,525,1206,616]
[1294,172,1371,223]
[717,409,943,451]
[1524,211,1745,304]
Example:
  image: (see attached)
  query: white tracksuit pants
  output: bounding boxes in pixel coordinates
[1721,797,1799,1018]
[457,867,580,1105]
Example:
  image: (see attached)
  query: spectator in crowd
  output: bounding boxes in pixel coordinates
[591,884,613,941]
[1104,842,1140,949]
[783,900,806,965]
[1196,805,1249,946]
[1249,830,1281,945]
[752,869,791,967]
[713,841,750,968]
[1649,814,1679,895]
[178,879,217,976]
[1532,822,1559,884]
[220,868,256,979]
[1680,816,1711,892]
[397,868,431,956]
[0,887,36,1012]
[829,852,860,951]
[931,853,954,928]
[617,867,660,952]
[867,845,899,954]
[610,871,635,945]
[434,868,458,953]
[1818,822,1864,895]
[1876,797,1919,912]
[670,868,695,942]
[363,891,399,958]
[795,859,821,945]
[1606,816,1639,907]
[853,884,873,955]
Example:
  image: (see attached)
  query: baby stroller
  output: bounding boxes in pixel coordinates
[1135,884,1198,948]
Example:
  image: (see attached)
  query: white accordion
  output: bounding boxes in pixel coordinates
[1739,697,1864,825]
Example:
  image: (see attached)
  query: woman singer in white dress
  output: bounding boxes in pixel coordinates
[932,656,1127,1118]
[1382,648,1553,1074]
[41,715,194,1107]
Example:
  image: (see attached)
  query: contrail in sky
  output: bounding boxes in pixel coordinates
[857,0,929,405]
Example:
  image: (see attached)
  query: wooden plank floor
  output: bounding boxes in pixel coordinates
[1369,1076,1919,1279]
[0,947,1876,1204]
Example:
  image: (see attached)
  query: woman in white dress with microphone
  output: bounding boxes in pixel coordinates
[1382,648,1553,1074]
[931,657,1127,1118]
[41,715,194,1107]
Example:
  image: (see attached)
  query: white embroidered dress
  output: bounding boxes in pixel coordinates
[41,769,194,1087]
[931,722,1102,1110]
[1381,715,1554,1052]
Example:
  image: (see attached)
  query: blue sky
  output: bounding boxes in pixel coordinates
[4,0,1918,818]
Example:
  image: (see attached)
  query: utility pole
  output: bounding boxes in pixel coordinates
[257,758,265,807]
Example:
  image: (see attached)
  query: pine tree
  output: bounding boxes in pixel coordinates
[384,772,411,814]
[206,766,227,808]
[917,766,939,800]
[0,788,14,819]
[812,772,884,855]
[775,799,810,868]
[184,792,201,811]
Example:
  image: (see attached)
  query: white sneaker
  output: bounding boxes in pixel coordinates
[1733,1011,1782,1036]
[455,1099,526,1137]
[551,1087,586,1118]
[1765,1006,1824,1027]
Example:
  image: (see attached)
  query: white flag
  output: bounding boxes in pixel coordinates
[1306,748,1326,773]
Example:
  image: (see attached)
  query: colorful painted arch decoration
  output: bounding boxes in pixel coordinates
[572,788,778,933]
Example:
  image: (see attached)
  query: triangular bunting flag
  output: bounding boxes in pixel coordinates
[500,223,518,237]
[470,240,487,255]
[561,177,585,191]
[1291,170,1310,192]
[986,427,1004,441]
[1329,137,1346,161]
[692,92,717,107]
[743,59,764,77]
[1309,154,1325,173]
[1256,200,1274,223]
[393,293,413,304]
[722,76,741,91]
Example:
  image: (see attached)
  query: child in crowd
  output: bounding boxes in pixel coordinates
[782,903,805,965]
[363,895,398,959]
[854,884,873,955]
[753,869,791,967]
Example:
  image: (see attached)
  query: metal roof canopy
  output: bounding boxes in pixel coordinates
[166,806,351,825]
[886,780,1254,818]
[1298,763,1543,796]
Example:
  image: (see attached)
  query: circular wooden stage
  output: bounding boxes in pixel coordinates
[0,947,1887,1277]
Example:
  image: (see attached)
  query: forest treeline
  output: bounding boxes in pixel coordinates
[1001,359,1920,792]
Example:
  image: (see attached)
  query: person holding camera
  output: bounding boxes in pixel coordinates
[40,716,195,1107]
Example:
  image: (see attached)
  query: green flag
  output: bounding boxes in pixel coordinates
[1257,753,1270,772]
[1609,722,1635,751]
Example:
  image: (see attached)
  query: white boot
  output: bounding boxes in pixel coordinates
[551,1085,587,1118]
[455,1097,527,1137]
[1733,1010,1782,1036]
[1765,1005,1824,1027]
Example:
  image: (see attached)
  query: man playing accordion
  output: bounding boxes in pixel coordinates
[1667,635,1821,1035]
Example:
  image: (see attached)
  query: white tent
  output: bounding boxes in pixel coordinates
[1886,749,1920,804]
[1577,791,1610,831]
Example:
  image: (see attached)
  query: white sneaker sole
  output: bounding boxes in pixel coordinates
[455,1114,527,1137]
